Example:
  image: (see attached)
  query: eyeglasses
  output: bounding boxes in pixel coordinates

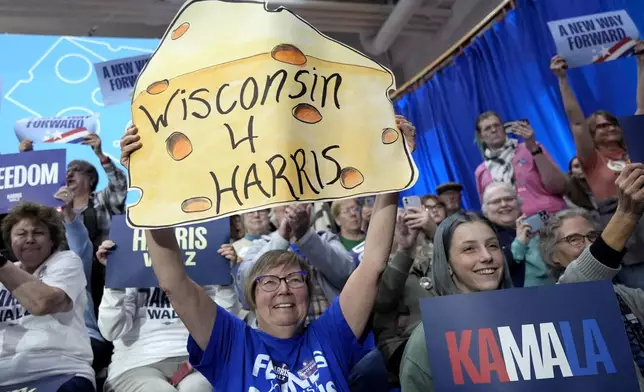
[341,206,361,215]
[254,270,308,292]
[595,122,618,130]
[480,124,504,134]
[425,203,445,211]
[556,231,601,247]
[486,196,516,206]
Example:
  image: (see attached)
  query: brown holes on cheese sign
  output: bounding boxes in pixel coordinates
[340,167,364,189]
[172,22,190,40]
[292,103,322,124]
[147,80,169,95]
[381,128,399,144]
[166,132,193,161]
[182,197,212,213]
[271,44,307,66]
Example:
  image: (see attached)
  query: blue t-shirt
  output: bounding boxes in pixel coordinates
[188,297,362,392]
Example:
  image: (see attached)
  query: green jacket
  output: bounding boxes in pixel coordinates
[399,323,433,392]
[400,246,644,392]
[373,240,434,381]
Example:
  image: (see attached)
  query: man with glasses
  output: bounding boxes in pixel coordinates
[20,133,127,246]
[421,195,447,226]
[331,199,366,251]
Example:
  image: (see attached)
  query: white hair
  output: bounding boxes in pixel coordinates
[481,182,522,216]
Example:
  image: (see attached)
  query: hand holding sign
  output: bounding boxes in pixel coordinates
[120,125,141,169]
[636,40,644,64]
[82,133,105,159]
[97,240,116,266]
[615,163,644,219]
[18,138,33,153]
[217,244,237,266]
[396,115,417,153]
[550,55,568,79]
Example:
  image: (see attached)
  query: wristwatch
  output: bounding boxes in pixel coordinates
[530,146,543,156]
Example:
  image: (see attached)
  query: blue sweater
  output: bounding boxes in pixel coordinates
[64,215,105,342]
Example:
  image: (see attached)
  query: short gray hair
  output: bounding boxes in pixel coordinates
[539,209,600,281]
[432,211,513,296]
[481,182,522,216]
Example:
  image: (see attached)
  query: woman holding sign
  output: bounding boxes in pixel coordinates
[0,202,95,391]
[399,211,514,391]
[550,43,644,203]
[119,117,414,392]
[550,42,644,284]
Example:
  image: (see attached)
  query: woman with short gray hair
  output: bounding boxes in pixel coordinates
[538,208,601,281]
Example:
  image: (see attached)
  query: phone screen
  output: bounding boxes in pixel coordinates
[403,196,422,210]
[503,119,530,134]
[523,211,547,233]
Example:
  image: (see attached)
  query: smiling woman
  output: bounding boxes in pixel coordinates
[400,211,513,392]
[0,202,95,391]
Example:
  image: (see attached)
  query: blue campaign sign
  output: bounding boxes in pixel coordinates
[619,114,644,165]
[547,10,640,68]
[105,215,233,288]
[0,149,66,213]
[419,281,639,391]
[94,54,150,106]
[0,34,157,204]
[0,374,72,392]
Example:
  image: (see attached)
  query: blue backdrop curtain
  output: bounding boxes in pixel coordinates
[394,0,644,211]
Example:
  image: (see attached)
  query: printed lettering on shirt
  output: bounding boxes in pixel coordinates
[139,287,180,321]
[0,289,31,322]
[250,351,336,392]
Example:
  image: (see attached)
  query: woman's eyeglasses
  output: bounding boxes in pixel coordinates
[556,231,601,247]
[254,270,308,292]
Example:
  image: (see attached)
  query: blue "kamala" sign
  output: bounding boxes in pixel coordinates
[420,281,639,391]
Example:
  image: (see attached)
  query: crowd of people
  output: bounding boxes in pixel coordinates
[0,44,643,392]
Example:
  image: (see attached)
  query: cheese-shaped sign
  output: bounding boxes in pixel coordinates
[128,0,418,228]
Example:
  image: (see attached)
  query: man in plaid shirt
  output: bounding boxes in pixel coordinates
[19,133,127,242]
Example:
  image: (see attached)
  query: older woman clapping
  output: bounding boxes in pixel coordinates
[0,202,94,391]
[119,117,414,391]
